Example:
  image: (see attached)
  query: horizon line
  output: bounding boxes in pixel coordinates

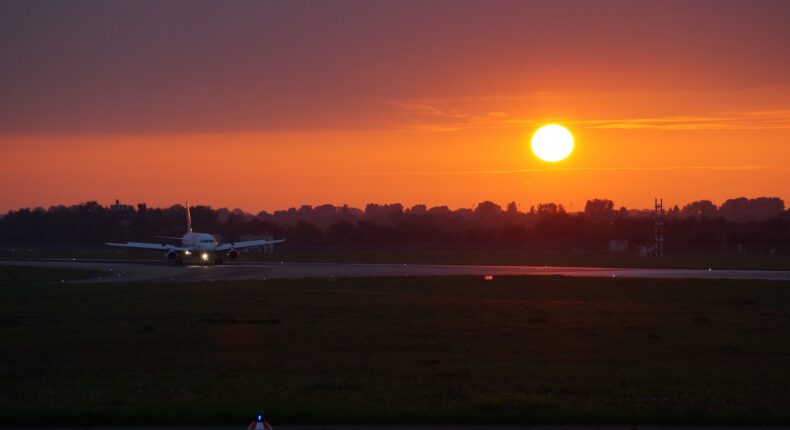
[4,195,787,217]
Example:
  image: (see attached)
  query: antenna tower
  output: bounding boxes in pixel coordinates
[654,198,664,256]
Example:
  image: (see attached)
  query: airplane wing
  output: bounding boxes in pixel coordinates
[216,239,285,251]
[153,235,184,241]
[106,242,189,251]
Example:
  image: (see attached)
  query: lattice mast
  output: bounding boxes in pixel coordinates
[654,198,664,256]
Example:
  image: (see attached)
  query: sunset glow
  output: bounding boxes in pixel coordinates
[1,2,790,212]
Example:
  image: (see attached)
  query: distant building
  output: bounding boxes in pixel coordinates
[110,199,134,230]
[609,240,629,253]
[110,199,134,213]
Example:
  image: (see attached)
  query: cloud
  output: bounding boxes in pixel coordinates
[391,101,790,132]
[578,110,790,130]
[391,101,525,132]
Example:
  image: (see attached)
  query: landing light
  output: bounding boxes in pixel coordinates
[201,252,209,261]
[184,251,191,256]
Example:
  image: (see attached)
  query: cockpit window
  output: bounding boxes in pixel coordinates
[201,239,213,243]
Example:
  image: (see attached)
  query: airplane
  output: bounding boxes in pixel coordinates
[106,203,284,265]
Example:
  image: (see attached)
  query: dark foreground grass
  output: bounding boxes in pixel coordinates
[0,264,95,286]
[1,266,790,425]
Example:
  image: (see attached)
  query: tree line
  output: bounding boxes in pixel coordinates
[1,197,788,252]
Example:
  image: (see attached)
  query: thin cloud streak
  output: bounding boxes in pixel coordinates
[392,102,790,132]
[578,110,790,130]
[325,165,778,177]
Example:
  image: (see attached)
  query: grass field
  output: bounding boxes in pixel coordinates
[2,265,790,425]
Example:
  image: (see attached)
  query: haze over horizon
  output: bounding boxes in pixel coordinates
[2,0,790,213]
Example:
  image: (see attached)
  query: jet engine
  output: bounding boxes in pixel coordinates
[227,249,239,260]
[166,250,178,261]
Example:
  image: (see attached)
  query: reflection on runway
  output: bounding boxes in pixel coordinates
[3,259,790,283]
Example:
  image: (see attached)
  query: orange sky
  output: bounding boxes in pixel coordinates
[3,116,788,213]
[1,1,789,213]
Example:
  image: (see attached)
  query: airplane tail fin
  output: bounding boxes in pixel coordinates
[186,201,192,232]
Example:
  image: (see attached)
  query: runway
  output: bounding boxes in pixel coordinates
[8,427,786,430]
[3,258,790,282]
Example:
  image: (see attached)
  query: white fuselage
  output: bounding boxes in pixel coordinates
[182,232,218,251]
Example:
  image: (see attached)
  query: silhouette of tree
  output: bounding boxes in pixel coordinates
[1,198,788,253]
[537,202,565,216]
[584,199,615,222]
[408,204,427,215]
[427,205,451,216]
[682,200,718,220]
[720,197,785,223]
[474,201,503,219]
[293,220,323,244]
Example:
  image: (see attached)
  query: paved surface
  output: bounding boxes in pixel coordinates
[2,258,790,283]
[7,426,790,430]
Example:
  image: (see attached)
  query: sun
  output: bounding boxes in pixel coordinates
[531,124,574,162]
